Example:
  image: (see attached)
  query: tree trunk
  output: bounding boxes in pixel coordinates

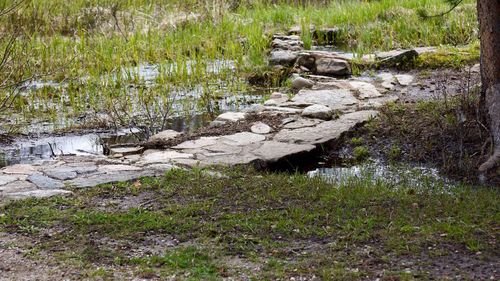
[477,0,500,174]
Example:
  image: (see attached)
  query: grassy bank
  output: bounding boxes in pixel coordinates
[1,168,498,279]
[0,0,479,132]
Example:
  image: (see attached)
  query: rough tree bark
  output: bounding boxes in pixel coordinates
[477,0,500,174]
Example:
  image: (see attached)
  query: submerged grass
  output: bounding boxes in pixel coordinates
[0,167,498,279]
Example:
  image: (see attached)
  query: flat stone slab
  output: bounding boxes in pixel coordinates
[0,180,37,194]
[99,165,143,173]
[221,132,266,146]
[110,146,144,156]
[291,89,359,111]
[67,171,156,188]
[5,189,72,200]
[251,141,316,162]
[140,151,194,165]
[173,137,219,149]
[27,174,65,189]
[2,164,38,175]
[0,175,26,186]
[274,110,378,144]
[216,112,247,122]
[283,118,323,129]
[149,130,181,142]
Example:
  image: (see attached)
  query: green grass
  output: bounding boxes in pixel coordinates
[1,167,498,279]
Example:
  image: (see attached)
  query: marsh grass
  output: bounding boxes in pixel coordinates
[0,0,479,132]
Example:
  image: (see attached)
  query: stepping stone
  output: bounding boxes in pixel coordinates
[0,175,26,186]
[0,180,37,194]
[27,174,65,189]
[67,171,156,188]
[263,106,303,114]
[140,150,194,165]
[5,189,72,200]
[274,110,378,144]
[251,141,316,162]
[148,130,181,142]
[99,165,142,173]
[173,137,219,149]
[269,50,299,66]
[251,122,272,134]
[302,104,333,120]
[221,132,266,146]
[395,74,414,86]
[349,81,382,99]
[215,112,247,122]
[291,76,314,90]
[376,72,396,89]
[2,164,38,175]
[44,169,78,181]
[292,89,359,111]
[283,118,323,129]
[110,146,144,156]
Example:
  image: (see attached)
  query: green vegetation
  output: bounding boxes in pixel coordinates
[1,168,498,279]
[0,0,479,133]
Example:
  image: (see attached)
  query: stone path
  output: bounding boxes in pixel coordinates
[0,34,419,203]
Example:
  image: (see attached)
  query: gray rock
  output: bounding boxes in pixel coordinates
[27,174,65,189]
[215,112,247,122]
[243,104,265,113]
[274,110,378,144]
[61,163,99,174]
[291,89,359,111]
[0,180,37,194]
[140,150,194,165]
[271,38,304,51]
[99,165,142,173]
[296,51,352,76]
[301,104,333,120]
[0,175,25,186]
[5,189,72,200]
[173,137,219,149]
[349,81,382,99]
[413,46,437,55]
[221,132,266,146]
[395,74,414,86]
[375,49,418,65]
[67,171,156,188]
[376,72,396,90]
[315,57,351,76]
[291,76,314,90]
[44,169,78,181]
[269,50,299,66]
[148,130,181,142]
[283,118,323,129]
[251,122,273,134]
[2,164,38,175]
[251,141,316,162]
[110,146,144,156]
[263,106,303,114]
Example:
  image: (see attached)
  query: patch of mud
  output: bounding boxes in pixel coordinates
[401,67,480,102]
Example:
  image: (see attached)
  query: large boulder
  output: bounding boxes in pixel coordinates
[375,49,418,66]
[269,50,299,66]
[296,52,351,76]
